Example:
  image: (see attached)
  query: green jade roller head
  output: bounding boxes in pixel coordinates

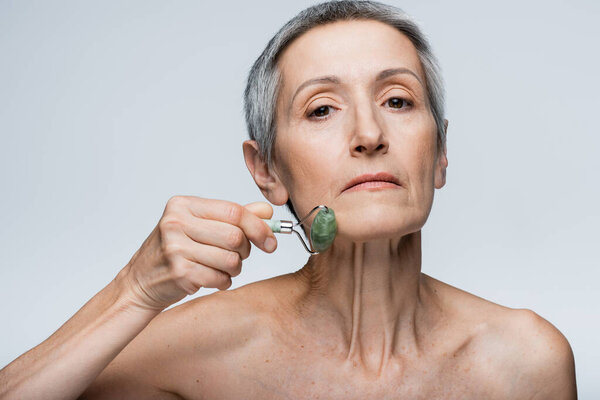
[262,205,337,254]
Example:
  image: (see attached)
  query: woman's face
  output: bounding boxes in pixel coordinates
[270,19,447,242]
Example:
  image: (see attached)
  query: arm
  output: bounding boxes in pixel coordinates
[79,292,226,400]
[0,267,167,400]
[0,197,276,399]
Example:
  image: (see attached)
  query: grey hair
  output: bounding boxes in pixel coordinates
[243,0,446,220]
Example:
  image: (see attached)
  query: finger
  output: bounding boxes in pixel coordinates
[238,202,278,253]
[193,265,232,291]
[181,218,252,260]
[243,201,274,219]
[173,257,232,292]
[185,198,277,253]
[175,232,243,278]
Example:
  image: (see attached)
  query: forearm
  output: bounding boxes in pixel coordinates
[0,267,162,400]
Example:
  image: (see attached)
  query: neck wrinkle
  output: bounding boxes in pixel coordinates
[347,242,363,363]
[291,230,432,376]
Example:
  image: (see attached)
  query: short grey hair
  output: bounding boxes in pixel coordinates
[243,0,446,220]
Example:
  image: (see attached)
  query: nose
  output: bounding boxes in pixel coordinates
[349,103,389,156]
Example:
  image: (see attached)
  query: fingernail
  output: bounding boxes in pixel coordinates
[264,237,276,252]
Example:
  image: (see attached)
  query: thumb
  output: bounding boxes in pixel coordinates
[243,201,274,219]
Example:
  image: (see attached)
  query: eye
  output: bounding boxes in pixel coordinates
[385,97,412,109]
[307,105,334,120]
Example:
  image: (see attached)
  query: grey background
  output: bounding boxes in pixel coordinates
[1,0,598,397]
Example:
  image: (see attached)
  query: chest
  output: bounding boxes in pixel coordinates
[176,347,508,400]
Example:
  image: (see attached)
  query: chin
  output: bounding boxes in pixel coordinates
[334,203,427,242]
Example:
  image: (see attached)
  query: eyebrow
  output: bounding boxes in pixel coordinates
[290,67,424,105]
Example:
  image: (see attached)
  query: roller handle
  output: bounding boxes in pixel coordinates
[262,219,294,234]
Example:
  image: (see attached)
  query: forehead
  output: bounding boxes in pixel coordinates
[277,19,424,96]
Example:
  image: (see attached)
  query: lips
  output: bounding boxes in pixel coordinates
[343,172,401,192]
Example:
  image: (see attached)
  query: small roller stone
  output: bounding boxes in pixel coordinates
[310,208,337,252]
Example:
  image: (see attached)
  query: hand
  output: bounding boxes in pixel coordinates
[115,196,277,311]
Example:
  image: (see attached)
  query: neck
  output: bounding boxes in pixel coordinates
[290,230,442,375]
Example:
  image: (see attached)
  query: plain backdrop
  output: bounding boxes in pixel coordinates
[1,0,598,397]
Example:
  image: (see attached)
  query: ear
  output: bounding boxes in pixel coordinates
[242,140,289,206]
[434,119,449,189]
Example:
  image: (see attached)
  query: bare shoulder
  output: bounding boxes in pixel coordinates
[423,274,577,399]
[499,308,577,399]
[84,281,273,399]
[154,279,276,366]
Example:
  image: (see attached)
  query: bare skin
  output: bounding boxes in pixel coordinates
[1,18,576,400]
[82,267,575,399]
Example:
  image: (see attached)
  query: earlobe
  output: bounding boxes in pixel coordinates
[242,140,289,205]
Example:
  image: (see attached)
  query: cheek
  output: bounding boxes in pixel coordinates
[275,138,337,213]
[415,141,436,181]
[402,121,438,196]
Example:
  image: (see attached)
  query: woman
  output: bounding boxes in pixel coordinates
[0,1,576,399]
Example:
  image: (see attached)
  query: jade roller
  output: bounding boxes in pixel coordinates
[262,205,337,254]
